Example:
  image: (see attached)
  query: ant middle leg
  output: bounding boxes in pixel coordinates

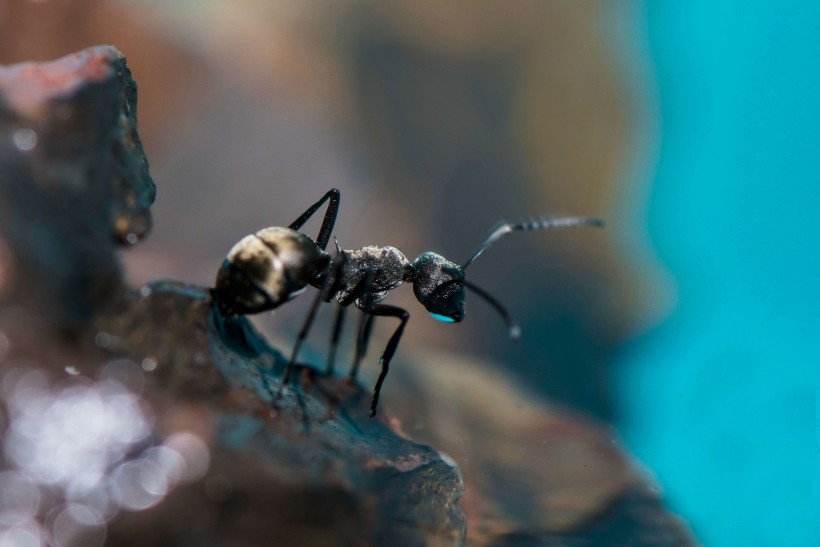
[360,304,410,418]
[288,188,340,250]
[334,268,378,380]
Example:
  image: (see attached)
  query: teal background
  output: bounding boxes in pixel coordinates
[617,2,818,545]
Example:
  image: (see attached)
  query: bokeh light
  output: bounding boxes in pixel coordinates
[0,365,210,546]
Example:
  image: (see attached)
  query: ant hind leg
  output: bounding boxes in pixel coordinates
[288,189,340,250]
[278,288,324,396]
[325,305,347,375]
[278,254,344,399]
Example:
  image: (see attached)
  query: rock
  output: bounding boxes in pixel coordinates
[101,281,466,547]
[0,46,465,547]
[0,45,155,333]
[384,349,695,546]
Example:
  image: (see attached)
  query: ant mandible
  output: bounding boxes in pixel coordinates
[212,189,603,417]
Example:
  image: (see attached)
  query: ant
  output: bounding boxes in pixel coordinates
[212,189,603,417]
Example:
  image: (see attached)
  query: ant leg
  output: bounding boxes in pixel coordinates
[278,287,325,396]
[325,305,347,375]
[361,304,410,418]
[289,188,340,251]
[349,312,375,380]
[278,254,344,398]
[343,268,378,380]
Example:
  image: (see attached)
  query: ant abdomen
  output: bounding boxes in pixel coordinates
[213,227,328,315]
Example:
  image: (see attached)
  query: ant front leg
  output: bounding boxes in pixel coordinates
[336,268,377,380]
[289,188,340,251]
[360,304,410,418]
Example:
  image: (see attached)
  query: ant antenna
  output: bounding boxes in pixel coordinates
[462,216,604,270]
[464,280,521,341]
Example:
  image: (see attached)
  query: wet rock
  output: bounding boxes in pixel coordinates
[0,47,465,547]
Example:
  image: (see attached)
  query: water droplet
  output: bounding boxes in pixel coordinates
[64,366,79,376]
[2,368,48,411]
[140,358,157,372]
[0,521,45,547]
[125,233,138,245]
[163,432,209,481]
[142,446,185,486]
[51,503,105,547]
[0,472,41,524]
[65,482,115,523]
[110,460,167,511]
[50,504,106,547]
[5,379,152,490]
[138,286,152,298]
[12,129,37,152]
[93,333,112,349]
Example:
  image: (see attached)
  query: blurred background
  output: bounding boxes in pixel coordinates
[0,1,815,545]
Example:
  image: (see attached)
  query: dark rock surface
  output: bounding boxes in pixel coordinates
[0,46,693,547]
[0,46,464,547]
[101,281,466,547]
[0,45,154,333]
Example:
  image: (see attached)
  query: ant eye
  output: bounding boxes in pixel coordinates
[429,313,456,323]
[426,281,465,322]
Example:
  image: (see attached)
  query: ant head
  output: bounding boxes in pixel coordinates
[411,252,466,322]
[214,227,329,315]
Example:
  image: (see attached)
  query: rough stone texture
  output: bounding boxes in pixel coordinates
[0,45,155,333]
[101,282,466,547]
[0,46,464,547]
[0,46,693,547]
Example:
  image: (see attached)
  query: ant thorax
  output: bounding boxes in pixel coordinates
[334,246,411,308]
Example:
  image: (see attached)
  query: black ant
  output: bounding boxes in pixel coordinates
[212,189,603,417]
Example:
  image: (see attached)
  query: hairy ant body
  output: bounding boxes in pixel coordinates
[212,189,603,417]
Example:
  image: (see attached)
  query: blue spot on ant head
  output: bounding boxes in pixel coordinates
[429,312,455,323]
